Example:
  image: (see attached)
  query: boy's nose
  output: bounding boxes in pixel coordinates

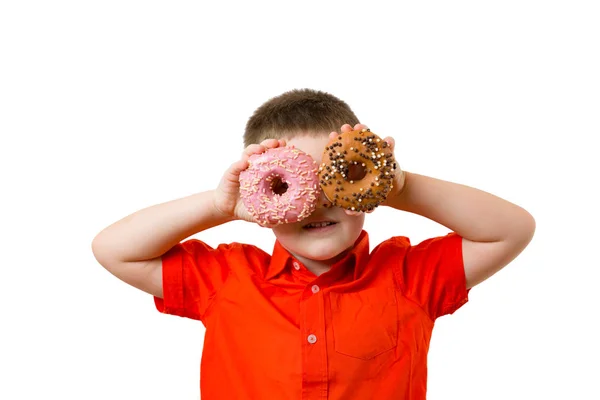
[315,187,333,209]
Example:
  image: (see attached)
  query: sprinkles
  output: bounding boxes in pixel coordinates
[239,147,319,227]
[318,129,397,212]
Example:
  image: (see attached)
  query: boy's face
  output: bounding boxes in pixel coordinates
[271,133,366,263]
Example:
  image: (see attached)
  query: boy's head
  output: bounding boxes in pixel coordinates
[244,88,360,147]
[244,89,366,266]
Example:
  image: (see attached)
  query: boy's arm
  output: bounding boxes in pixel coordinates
[337,123,535,290]
[385,171,536,289]
[91,191,233,298]
[91,138,287,298]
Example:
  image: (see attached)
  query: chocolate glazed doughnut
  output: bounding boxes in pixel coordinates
[318,128,398,212]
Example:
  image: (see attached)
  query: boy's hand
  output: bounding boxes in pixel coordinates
[213,138,287,224]
[330,123,406,215]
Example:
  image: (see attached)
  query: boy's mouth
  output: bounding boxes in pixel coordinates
[302,221,337,230]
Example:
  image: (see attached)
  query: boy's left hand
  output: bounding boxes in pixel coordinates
[329,123,406,215]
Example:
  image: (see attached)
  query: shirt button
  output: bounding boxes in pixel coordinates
[311,285,320,294]
[307,334,317,344]
[293,261,300,270]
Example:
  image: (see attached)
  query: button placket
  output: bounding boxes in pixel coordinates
[299,285,328,398]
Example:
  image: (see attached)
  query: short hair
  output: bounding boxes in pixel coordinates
[243,88,360,147]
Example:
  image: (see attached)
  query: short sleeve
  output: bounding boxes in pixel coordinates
[153,239,233,322]
[393,232,469,320]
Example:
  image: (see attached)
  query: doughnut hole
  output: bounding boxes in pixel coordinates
[347,163,367,181]
[270,175,289,195]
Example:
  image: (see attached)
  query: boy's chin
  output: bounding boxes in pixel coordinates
[293,244,350,262]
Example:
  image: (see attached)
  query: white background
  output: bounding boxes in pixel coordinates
[1,1,599,399]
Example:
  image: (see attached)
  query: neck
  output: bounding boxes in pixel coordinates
[291,248,351,277]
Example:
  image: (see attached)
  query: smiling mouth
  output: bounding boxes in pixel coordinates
[303,221,337,229]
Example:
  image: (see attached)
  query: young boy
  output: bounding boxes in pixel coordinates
[92,89,535,399]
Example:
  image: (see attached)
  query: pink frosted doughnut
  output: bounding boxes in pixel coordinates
[239,146,319,227]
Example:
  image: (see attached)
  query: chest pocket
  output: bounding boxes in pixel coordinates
[329,287,399,360]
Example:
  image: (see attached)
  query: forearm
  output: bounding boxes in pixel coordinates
[92,190,233,262]
[386,172,533,242]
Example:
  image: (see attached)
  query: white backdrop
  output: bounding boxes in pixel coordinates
[1,1,599,399]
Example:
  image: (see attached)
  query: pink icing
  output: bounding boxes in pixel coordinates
[239,146,319,227]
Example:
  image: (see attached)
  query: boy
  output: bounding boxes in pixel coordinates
[92,89,535,399]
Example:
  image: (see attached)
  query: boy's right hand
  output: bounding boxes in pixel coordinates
[213,138,287,224]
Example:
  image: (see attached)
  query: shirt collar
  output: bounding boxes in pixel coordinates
[266,230,370,281]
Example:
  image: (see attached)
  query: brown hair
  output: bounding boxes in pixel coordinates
[243,88,360,147]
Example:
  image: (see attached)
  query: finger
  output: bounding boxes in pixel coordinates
[225,159,249,181]
[354,123,368,131]
[242,144,266,157]
[383,136,395,151]
[340,124,353,133]
[259,138,281,148]
[278,139,287,147]
[329,131,338,140]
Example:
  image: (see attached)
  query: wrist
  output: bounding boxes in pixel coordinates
[211,190,237,223]
[392,169,408,198]
[395,169,408,197]
[384,170,409,207]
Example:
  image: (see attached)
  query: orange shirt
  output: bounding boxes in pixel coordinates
[154,231,469,399]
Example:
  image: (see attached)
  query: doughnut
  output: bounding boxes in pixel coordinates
[318,128,397,212]
[239,146,319,227]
